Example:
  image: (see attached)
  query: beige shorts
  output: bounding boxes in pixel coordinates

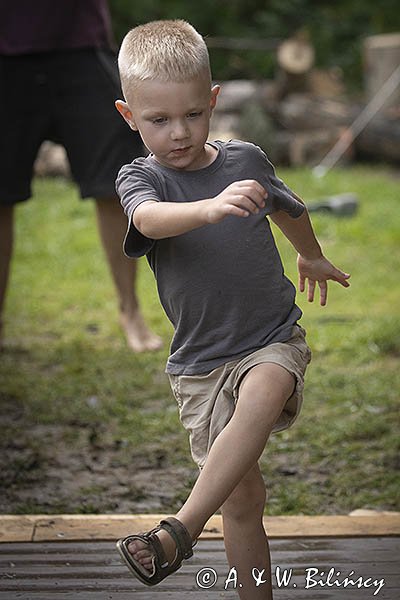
[168,324,312,468]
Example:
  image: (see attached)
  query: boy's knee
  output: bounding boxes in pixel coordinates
[222,477,267,522]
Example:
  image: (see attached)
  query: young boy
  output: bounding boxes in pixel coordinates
[114,19,350,599]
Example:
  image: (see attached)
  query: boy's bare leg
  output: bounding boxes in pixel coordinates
[129,362,294,594]
[94,197,162,352]
[176,363,294,537]
[0,205,14,347]
[221,464,272,599]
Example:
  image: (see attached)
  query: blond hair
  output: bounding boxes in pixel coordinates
[118,20,211,98]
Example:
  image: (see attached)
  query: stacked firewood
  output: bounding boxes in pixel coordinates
[210,32,400,167]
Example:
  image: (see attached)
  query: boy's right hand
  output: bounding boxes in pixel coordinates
[205,180,267,224]
[133,180,267,241]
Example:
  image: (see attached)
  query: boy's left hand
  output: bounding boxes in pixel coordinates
[297,254,350,306]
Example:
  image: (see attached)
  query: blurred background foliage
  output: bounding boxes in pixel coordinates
[109,0,400,90]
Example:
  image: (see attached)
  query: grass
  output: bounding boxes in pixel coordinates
[1,165,399,515]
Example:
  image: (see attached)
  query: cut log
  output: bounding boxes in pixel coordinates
[209,112,241,141]
[278,94,400,166]
[212,76,400,166]
[214,80,263,112]
[364,33,400,111]
[356,115,400,163]
[308,68,346,98]
[277,33,315,75]
[287,127,354,167]
[276,94,357,130]
[276,33,315,97]
[214,80,278,112]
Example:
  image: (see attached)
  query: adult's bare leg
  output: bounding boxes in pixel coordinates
[0,205,14,347]
[94,197,162,352]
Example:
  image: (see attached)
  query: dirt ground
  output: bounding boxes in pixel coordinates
[0,418,196,515]
[1,392,397,516]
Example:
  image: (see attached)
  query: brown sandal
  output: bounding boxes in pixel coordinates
[116,517,194,586]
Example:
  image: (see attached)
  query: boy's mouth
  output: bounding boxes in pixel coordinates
[171,146,191,155]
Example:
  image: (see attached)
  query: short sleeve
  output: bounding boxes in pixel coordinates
[255,145,305,218]
[116,159,161,257]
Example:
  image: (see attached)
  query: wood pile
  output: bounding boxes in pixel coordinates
[211,32,400,167]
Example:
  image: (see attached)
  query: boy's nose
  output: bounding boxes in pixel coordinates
[171,121,190,140]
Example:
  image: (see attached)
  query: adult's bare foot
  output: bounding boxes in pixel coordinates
[120,309,163,352]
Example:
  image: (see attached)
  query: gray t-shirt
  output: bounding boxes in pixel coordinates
[116,139,304,375]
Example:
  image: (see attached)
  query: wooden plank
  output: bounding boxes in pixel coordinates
[0,538,400,571]
[1,538,399,559]
[263,514,400,538]
[31,514,223,542]
[0,516,36,543]
[1,512,398,543]
[1,539,399,565]
[0,588,238,600]
[1,539,399,572]
[0,592,396,600]
[2,536,399,552]
[0,575,397,595]
[0,574,397,591]
[1,561,398,578]
[0,538,399,600]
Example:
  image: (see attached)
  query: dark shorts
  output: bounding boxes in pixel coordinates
[0,48,143,205]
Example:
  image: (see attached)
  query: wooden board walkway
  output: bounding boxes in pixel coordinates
[0,537,399,599]
[1,513,399,599]
[1,512,400,542]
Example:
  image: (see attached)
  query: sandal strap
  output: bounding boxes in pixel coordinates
[146,531,169,569]
[159,517,194,561]
[116,517,194,586]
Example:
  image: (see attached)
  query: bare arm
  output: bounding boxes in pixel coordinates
[270,201,350,306]
[269,201,322,259]
[133,179,267,239]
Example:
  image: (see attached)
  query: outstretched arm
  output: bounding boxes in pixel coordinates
[270,204,350,306]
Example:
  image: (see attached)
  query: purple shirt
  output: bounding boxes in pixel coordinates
[0,0,114,55]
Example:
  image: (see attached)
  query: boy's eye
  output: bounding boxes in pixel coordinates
[152,117,167,125]
[187,111,202,119]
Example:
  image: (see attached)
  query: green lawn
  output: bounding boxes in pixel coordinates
[1,165,399,515]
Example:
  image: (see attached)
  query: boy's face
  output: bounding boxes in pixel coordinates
[116,76,219,171]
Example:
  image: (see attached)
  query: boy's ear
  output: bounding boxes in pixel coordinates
[115,99,138,130]
[210,85,220,111]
